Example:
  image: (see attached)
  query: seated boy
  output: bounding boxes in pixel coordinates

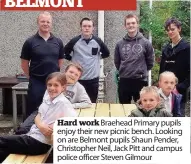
[15,62,91,135]
[158,71,183,117]
[0,72,77,162]
[44,62,92,109]
[129,86,172,117]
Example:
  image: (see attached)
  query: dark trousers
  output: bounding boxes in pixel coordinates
[0,135,50,163]
[79,77,99,103]
[27,77,46,117]
[179,89,188,116]
[15,110,38,135]
[118,78,148,104]
[176,85,190,116]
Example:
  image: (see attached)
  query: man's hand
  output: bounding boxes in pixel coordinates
[21,59,30,78]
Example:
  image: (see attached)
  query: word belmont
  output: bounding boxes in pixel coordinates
[5,0,83,8]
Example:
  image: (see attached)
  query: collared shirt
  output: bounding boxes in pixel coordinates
[43,82,92,109]
[81,34,93,44]
[158,88,172,113]
[20,32,64,80]
[27,93,77,145]
[171,38,182,48]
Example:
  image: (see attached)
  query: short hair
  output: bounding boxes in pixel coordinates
[140,86,159,98]
[46,72,67,86]
[159,71,178,84]
[80,17,94,26]
[65,62,83,75]
[37,11,52,22]
[124,14,139,25]
[164,17,182,31]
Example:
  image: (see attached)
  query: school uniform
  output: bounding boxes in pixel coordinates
[15,82,91,135]
[0,93,76,162]
[158,89,183,117]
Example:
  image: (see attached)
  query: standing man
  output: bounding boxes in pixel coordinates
[20,12,64,117]
[64,17,110,103]
[114,14,154,104]
[159,17,190,115]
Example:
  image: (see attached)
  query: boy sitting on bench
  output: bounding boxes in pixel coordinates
[129,86,172,117]
[15,62,91,135]
[0,72,77,162]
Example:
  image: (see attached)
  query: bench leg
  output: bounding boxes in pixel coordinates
[22,95,26,121]
[12,90,17,130]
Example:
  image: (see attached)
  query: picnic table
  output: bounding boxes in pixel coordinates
[12,82,28,129]
[4,102,137,163]
[11,82,137,129]
[76,103,136,117]
[0,76,28,114]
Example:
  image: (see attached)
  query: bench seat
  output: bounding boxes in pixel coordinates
[2,147,52,164]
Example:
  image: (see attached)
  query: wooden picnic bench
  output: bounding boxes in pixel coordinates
[76,103,136,117]
[3,103,136,163]
[2,147,52,164]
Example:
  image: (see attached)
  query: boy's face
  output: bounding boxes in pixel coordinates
[65,66,81,84]
[38,14,52,33]
[166,23,181,40]
[140,93,160,111]
[125,17,139,34]
[47,77,65,100]
[159,75,176,96]
[81,20,94,38]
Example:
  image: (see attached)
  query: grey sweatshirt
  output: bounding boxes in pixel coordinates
[114,32,154,79]
[64,35,110,80]
[43,82,92,109]
[65,82,92,108]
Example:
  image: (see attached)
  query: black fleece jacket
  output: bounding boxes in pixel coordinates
[159,39,190,99]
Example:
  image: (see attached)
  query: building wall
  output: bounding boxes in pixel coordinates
[0,7,139,111]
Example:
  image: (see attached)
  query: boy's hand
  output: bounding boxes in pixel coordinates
[39,122,53,137]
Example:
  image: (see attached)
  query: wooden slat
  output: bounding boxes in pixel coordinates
[23,147,52,164]
[95,103,110,117]
[23,154,48,164]
[3,103,136,164]
[78,104,96,117]
[2,154,26,163]
[123,104,137,116]
[110,104,125,117]
[75,108,81,116]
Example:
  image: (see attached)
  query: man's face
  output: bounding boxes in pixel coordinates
[47,77,65,100]
[166,23,181,40]
[38,14,52,33]
[65,66,81,84]
[159,75,176,96]
[140,93,160,111]
[81,20,94,38]
[125,17,139,34]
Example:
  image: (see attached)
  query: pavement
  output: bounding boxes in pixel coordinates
[0,114,22,136]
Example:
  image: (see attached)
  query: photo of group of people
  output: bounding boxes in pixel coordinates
[0,0,190,163]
